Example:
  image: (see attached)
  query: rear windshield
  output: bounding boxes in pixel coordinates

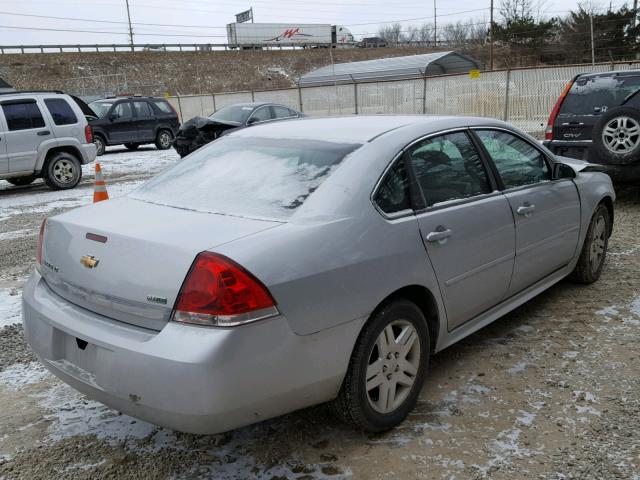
[130,136,361,220]
[560,73,640,115]
[90,101,114,118]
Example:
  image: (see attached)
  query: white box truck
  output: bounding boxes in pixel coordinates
[226,23,354,48]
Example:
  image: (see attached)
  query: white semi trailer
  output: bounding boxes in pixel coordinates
[226,23,355,48]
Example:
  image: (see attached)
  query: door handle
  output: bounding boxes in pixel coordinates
[517,204,536,215]
[426,228,452,243]
[37,130,51,136]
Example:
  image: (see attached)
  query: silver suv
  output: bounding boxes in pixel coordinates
[0,91,97,190]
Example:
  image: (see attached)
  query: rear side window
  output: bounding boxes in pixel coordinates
[409,131,491,207]
[44,98,78,125]
[560,74,640,115]
[153,99,173,113]
[476,130,550,189]
[133,101,153,117]
[131,137,360,220]
[2,101,45,131]
[374,158,411,214]
[113,102,133,119]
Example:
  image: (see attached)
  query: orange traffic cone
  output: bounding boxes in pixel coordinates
[93,163,109,203]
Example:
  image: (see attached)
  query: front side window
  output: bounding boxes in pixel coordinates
[2,101,45,131]
[374,158,411,214]
[409,131,491,207]
[131,137,360,221]
[250,106,273,123]
[476,130,550,189]
[113,102,133,119]
[44,98,78,125]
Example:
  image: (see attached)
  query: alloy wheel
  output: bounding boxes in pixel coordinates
[589,215,606,274]
[52,159,76,184]
[366,320,421,414]
[602,116,640,154]
[159,132,171,148]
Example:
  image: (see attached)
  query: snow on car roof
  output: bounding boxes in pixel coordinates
[227,115,506,143]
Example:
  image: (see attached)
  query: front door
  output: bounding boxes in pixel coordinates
[108,101,137,143]
[474,129,581,295]
[0,109,8,174]
[409,131,516,331]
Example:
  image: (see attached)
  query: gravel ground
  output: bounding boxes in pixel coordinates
[0,148,638,479]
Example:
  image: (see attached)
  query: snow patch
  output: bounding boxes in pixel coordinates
[0,287,22,328]
[516,411,536,426]
[0,362,49,388]
[596,306,619,317]
[507,361,528,373]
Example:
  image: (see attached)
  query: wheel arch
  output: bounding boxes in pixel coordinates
[599,195,614,237]
[368,285,441,353]
[37,145,82,173]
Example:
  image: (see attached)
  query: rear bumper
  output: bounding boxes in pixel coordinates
[546,141,640,182]
[22,269,361,434]
[80,143,97,164]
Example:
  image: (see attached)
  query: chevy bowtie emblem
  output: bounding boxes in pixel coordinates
[80,255,99,269]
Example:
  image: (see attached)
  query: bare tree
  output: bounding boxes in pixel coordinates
[500,0,535,22]
[377,23,403,43]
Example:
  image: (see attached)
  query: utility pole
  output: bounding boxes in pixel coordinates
[489,0,494,70]
[590,14,595,65]
[125,0,134,51]
[433,0,437,46]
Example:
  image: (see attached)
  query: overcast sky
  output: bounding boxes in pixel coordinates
[0,0,632,45]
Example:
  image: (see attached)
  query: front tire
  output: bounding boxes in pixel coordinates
[42,152,82,190]
[570,204,610,284]
[155,130,172,150]
[332,299,430,432]
[94,136,106,156]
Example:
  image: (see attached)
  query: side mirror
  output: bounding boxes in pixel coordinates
[246,117,259,125]
[553,163,576,180]
[109,113,118,122]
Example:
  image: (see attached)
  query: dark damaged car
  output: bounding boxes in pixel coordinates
[173,102,303,157]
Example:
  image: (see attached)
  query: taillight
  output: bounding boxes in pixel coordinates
[85,124,93,143]
[173,252,278,327]
[36,218,47,267]
[546,78,576,141]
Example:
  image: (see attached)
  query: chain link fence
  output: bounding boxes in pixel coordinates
[168,61,640,139]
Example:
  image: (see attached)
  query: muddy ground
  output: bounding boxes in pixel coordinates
[0,148,638,479]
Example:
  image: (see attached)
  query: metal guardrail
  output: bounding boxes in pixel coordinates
[0,40,455,54]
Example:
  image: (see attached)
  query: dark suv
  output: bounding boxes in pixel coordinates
[544,70,640,182]
[88,97,180,156]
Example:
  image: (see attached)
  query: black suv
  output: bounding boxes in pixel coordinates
[544,70,640,182]
[88,97,180,156]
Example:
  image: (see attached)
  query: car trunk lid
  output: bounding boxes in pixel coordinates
[40,197,282,331]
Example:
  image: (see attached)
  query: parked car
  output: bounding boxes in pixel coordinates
[173,102,303,157]
[544,69,640,182]
[24,116,614,435]
[358,37,387,48]
[88,96,180,156]
[0,90,96,190]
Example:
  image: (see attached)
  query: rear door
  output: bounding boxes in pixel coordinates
[0,98,51,172]
[409,130,515,331]
[132,100,156,142]
[107,101,137,143]
[474,129,581,295]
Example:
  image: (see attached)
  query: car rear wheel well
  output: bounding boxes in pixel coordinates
[372,285,440,353]
[600,196,614,236]
[44,146,81,165]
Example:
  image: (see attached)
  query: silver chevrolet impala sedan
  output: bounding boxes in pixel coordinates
[23,116,615,434]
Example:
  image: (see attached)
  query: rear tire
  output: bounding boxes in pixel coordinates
[124,143,140,151]
[155,130,172,150]
[592,107,640,164]
[570,204,610,284]
[6,175,36,186]
[94,136,106,156]
[331,299,430,432]
[42,152,82,190]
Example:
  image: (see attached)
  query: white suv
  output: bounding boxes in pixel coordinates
[0,91,97,190]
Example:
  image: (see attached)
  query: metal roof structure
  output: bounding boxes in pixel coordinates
[298,51,482,87]
[0,77,14,92]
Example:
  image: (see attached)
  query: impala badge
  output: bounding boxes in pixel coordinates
[80,255,99,269]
